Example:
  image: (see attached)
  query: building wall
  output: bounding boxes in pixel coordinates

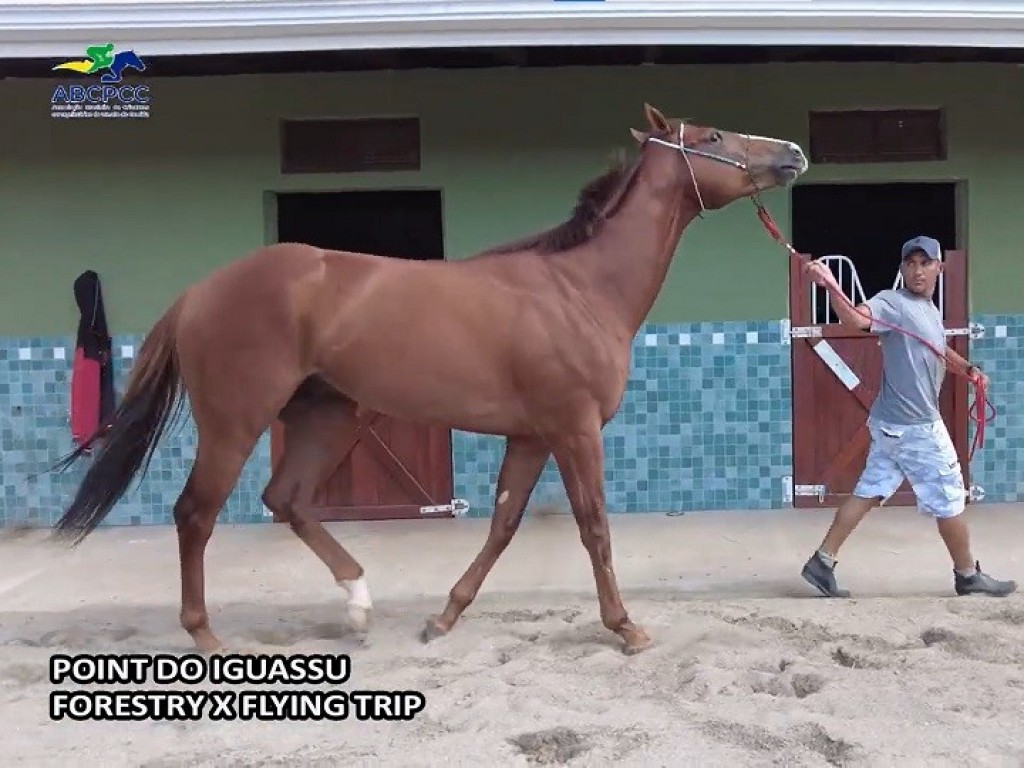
[1,61,1022,527]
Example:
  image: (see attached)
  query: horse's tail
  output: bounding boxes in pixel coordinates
[52,298,187,546]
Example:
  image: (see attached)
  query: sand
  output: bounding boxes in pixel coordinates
[1,505,1023,767]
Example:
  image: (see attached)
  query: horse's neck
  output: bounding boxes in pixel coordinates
[570,156,699,335]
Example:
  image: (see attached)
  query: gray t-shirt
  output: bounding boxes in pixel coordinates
[864,288,947,425]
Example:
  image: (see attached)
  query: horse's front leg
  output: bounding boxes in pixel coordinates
[549,421,651,654]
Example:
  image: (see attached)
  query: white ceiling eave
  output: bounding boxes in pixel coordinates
[3,1,1024,57]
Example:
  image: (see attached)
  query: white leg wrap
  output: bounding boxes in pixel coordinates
[341,577,373,610]
[339,577,373,631]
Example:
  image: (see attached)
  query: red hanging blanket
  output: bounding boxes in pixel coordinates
[69,270,115,447]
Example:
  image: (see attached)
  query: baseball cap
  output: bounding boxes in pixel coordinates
[901,235,942,261]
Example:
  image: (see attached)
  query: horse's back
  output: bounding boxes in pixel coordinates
[176,242,327,338]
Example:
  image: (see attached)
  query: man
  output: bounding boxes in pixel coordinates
[800,235,1016,598]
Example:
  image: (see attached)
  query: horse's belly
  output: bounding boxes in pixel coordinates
[318,330,530,433]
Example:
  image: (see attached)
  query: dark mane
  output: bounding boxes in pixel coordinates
[479,150,646,256]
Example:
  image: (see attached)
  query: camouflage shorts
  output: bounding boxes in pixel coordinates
[853,418,967,519]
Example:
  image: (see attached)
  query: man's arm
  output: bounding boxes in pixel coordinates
[803,261,873,331]
[825,285,873,331]
[945,344,983,380]
[945,344,971,371]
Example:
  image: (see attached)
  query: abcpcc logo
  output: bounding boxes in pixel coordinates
[50,43,150,118]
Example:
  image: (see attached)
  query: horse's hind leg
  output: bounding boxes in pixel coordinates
[175,428,261,652]
[261,383,371,634]
[422,434,550,643]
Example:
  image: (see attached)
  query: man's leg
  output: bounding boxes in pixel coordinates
[900,421,1016,597]
[801,423,904,598]
[819,494,881,558]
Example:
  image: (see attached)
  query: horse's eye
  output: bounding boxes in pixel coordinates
[709,131,723,144]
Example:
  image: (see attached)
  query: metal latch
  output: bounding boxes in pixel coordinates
[790,325,823,339]
[794,484,827,503]
[420,498,471,517]
[945,322,985,339]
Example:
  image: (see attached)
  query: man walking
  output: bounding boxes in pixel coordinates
[800,235,1015,598]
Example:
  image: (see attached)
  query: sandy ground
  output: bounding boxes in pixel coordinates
[2,504,1023,767]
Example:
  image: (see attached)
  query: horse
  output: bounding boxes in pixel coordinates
[51,104,808,656]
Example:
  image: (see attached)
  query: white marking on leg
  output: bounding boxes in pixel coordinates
[497,489,510,504]
[338,577,373,631]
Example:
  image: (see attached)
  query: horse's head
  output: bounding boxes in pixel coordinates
[115,50,146,72]
[630,103,808,211]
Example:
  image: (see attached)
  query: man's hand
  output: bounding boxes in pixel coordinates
[968,365,990,390]
[803,260,840,291]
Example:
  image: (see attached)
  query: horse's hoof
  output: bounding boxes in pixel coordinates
[192,631,223,654]
[420,617,448,644]
[621,627,653,656]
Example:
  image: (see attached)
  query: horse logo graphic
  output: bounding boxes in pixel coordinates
[53,44,146,84]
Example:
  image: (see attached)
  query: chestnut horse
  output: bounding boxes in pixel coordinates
[53,104,808,655]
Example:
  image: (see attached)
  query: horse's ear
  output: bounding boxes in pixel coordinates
[643,103,670,134]
[629,128,647,143]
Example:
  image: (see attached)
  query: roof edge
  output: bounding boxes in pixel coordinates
[3,2,1024,58]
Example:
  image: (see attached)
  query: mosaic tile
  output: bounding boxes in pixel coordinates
[965,313,1024,504]
[452,319,792,516]
[0,334,271,529]
[0,314,1020,529]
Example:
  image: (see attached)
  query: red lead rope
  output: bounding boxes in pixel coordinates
[752,199,995,463]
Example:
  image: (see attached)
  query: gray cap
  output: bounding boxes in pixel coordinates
[901,235,942,261]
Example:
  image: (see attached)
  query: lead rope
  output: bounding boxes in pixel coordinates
[751,195,995,463]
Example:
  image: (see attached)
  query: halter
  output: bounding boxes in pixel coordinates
[645,121,753,215]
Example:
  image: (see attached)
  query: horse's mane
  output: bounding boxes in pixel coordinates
[479,148,646,256]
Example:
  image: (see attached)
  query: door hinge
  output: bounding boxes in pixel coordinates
[420,498,471,517]
[945,322,985,339]
[790,325,823,339]
[794,484,827,503]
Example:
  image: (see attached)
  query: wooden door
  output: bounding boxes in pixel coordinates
[269,412,456,522]
[789,250,971,508]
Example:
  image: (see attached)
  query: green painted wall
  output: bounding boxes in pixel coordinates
[2,61,1022,336]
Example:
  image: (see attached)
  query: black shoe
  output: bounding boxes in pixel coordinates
[801,551,851,598]
[954,561,1017,597]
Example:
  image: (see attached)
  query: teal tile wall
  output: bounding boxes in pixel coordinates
[453,319,793,515]
[966,313,1024,504]
[0,335,271,529]
[0,314,1018,529]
